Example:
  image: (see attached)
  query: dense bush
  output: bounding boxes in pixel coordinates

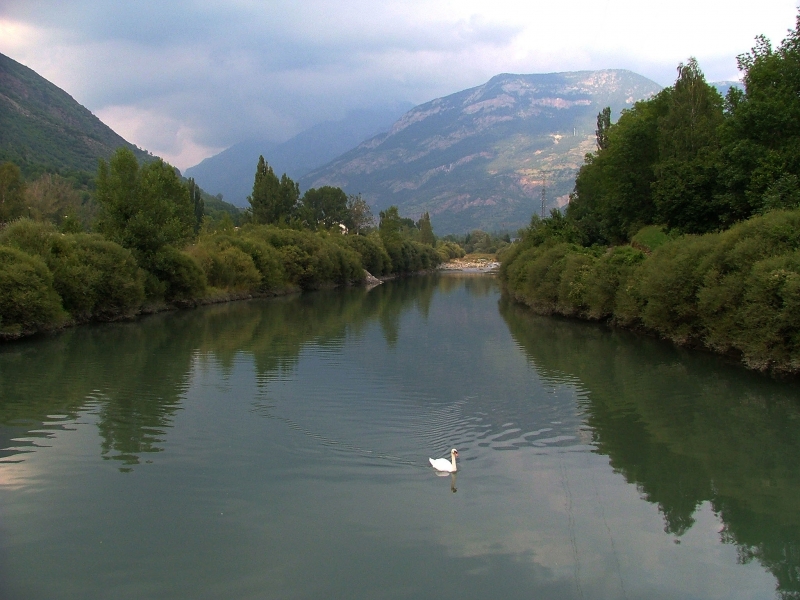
[243,225,363,289]
[333,233,392,276]
[501,208,800,373]
[582,246,645,319]
[188,241,261,291]
[0,245,65,334]
[0,219,144,320]
[436,240,466,261]
[146,246,207,303]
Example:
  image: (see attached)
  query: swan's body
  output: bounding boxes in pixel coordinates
[429,449,458,472]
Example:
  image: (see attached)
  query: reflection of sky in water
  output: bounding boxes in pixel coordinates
[0,276,787,599]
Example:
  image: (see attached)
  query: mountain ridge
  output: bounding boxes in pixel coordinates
[184,104,413,206]
[0,51,151,175]
[300,69,663,233]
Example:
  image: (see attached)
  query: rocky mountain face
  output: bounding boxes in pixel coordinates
[0,52,150,175]
[184,104,412,207]
[301,70,662,233]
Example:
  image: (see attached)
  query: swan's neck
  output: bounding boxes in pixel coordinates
[451,454,457,470]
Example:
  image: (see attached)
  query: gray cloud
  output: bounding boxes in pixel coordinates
[1,0,797,168]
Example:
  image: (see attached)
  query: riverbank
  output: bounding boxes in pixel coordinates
[0,217,451,343]
[440,255,500,272]
[499,209,800,376]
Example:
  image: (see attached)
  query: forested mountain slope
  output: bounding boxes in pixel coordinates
[0,52,151,176]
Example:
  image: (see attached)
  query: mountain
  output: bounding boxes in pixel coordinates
[301,70,663,233]
[711,80,744,97]
[184,104,413,207]
[0,52,151,175]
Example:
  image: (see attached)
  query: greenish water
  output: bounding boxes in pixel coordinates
[1,274,798,599]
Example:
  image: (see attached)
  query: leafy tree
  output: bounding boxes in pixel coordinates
[0,162,26,223]
[595,107,611,151]
[24,173,86,227]
[248,156,299,225]
[378,206,403,248]
[652,58,725,233]
[418,212,435,246]
[345,193,374,234]
[720,16,800,218]
[299,186,348,230]
[568,91,669,243]
[188,177,204,234]
[95,148,195,260]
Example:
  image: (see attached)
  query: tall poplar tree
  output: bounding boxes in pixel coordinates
[248,156,299,225]
[418,212,435,246]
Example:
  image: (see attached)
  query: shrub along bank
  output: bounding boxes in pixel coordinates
[500,208,800,374]
[0,218,442,340]
[0,143,451,339]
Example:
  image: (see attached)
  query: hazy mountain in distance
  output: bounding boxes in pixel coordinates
[711,80,744,97]
[0,51,151,175]
[301,70,663,234]
[185,104,413,206]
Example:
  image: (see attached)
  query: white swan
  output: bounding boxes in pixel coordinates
[429,449,458,472]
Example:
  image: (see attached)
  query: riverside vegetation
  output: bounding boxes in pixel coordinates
[0,149,464,339]
[500,16,800,374]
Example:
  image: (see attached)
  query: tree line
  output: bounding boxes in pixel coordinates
[0,148,464,339]
[500,14,800,374]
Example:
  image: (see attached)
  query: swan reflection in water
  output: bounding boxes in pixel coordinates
[432,469,458,493]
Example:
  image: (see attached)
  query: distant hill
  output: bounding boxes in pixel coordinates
[184,104,413,207]
[0,52,151,175]
[711,80,744,97]
[301,70,663,233]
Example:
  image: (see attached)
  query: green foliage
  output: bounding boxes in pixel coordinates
[568,59,726,241]
[96,148,195,259]
[0,245,65,334]
[333,232,392,276]
[345,194,374,234]
[299,186,349,230]
[247,156,299,225]
[379,206,404,249]
[418,212,435,246]
[0,52,151,176]
[719,20,800,218]
[568,91,668,243]
[188,178,204,234]
[436,240,466,262]
[24,172,94,229]
[202,193,243,227]
[634,234,718,342]
[243,225,363,288]
[444,229,509,254]
[501,207,800,373]
[147,246,207,303]
[582,246,645,319]
[188,231,285,292]
[653,59,725,233]
[631,225,671,252]
[0,218,145,321]
[595,107,611,151]
[378,205,443,273]
[0,162,26,223]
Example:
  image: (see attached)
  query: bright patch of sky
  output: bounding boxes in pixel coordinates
[0,0,797,170]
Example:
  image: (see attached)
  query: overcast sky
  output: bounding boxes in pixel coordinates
[1,1,798,170]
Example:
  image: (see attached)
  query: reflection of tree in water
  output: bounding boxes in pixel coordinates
[0,275,447,471]
[499,297,800,599]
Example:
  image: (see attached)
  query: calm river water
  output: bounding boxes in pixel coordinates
[1,274,799,599]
